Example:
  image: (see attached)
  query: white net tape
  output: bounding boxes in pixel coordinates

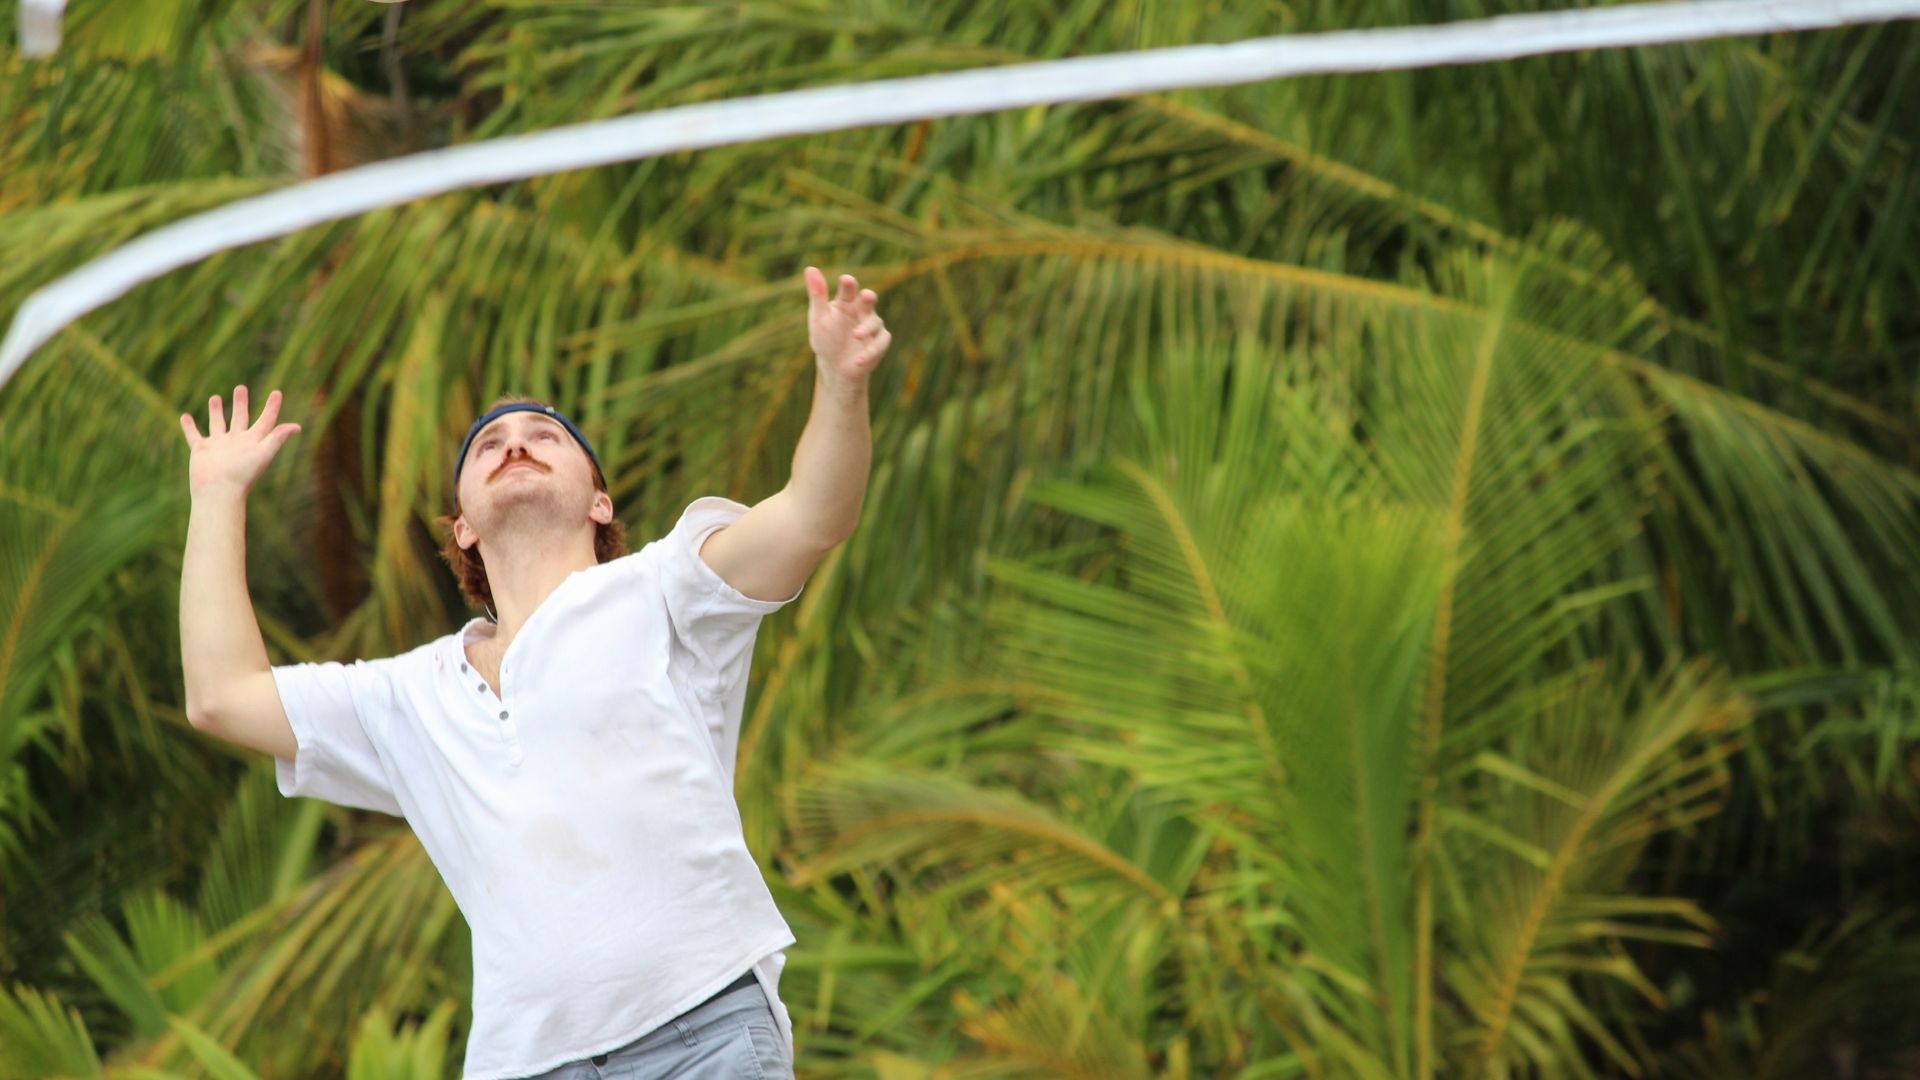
[5,0,1917,382]
[18,0,62,58]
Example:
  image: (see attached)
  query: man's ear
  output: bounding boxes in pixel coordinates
[590,491,614,525]
[454,515,476,551]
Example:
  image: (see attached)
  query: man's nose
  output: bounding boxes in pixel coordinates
[498,441,539,470]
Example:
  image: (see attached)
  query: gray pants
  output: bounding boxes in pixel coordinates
[519,973,795,1079]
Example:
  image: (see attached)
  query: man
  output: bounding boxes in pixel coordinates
[177,267,890,1078]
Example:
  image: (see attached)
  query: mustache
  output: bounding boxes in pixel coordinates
[492,457,547,481]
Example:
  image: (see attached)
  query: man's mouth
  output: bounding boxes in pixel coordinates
[498,462,543,478]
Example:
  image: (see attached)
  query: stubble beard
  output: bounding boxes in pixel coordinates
[473,472,588,553]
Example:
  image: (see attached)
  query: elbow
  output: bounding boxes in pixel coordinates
[786,520,852,554]
[184,695,221,732]
[817,510,861,549]
[774,485,861,550]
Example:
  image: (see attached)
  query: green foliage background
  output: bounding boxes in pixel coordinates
[1,0,1917,1076]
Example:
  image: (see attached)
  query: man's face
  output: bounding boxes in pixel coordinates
[454,412,608,552]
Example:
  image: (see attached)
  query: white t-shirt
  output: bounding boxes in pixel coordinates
[270,496,804,1079]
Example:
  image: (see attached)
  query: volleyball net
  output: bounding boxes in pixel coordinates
[4,0,1917,383]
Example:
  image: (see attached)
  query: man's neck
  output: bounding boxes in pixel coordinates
[478,535,599,646]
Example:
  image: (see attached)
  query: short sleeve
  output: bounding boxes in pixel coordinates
[269,658,405,817]
[658,496,804,700]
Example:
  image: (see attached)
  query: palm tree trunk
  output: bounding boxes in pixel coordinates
[301,0,372,623]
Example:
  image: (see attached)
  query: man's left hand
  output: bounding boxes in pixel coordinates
[805,266,891,390]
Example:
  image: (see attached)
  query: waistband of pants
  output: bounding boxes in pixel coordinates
[692,970,758,1012]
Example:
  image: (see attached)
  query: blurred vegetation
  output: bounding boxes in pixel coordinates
[1,0,1917,1076]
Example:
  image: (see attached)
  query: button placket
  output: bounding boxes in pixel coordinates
[458,653,521,763]
[493,682,520,759]
[498,714,520,760]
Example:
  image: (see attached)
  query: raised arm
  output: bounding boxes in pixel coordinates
[698,267,889,601]
[179,385,305,760]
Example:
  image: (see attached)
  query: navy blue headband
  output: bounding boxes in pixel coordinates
[454,403,604,490]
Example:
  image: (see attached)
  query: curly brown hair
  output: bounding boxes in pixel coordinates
[434,394,629,619]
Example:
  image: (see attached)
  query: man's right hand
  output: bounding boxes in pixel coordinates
[179,385,303,498]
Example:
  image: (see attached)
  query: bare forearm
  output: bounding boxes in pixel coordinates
[180,490,272,723]
[784,372,870,544]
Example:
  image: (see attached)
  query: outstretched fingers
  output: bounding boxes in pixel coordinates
[254,389,283,435]
[805,266,828,313]
[186,387,291,445]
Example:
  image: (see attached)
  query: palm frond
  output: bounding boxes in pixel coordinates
[1449,659,1748,1075]
[345,999,460,1080]
[0,982,101,1078]
[950,974,1157,1080]
[165,1014,262,1080]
